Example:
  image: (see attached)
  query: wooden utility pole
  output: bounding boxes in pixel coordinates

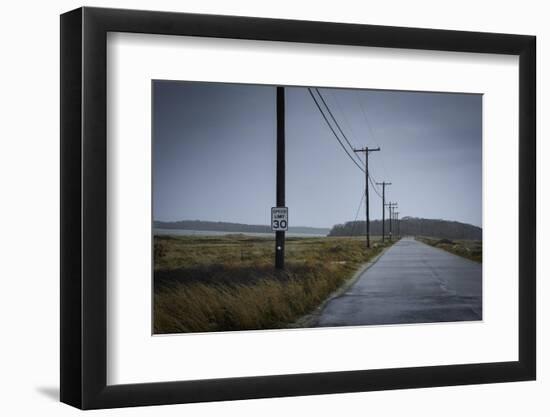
[353,147,380,248]
[395,211,400,238]
[275,87,285,269]
[376,181,391,242]
[386,202,398,241]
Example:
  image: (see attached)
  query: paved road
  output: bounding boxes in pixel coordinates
[316,237,482,327]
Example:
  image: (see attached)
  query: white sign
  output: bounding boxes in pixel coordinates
[271,207,288,231]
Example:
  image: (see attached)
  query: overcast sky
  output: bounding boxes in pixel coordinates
[153,81,482,228]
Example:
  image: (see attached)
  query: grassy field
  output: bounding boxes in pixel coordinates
[154,234,392,334]
[417,236,482,263]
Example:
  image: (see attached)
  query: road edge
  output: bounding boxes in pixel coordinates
[289,241,397,329]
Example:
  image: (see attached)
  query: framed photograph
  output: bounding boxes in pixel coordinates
[60,6,536,409]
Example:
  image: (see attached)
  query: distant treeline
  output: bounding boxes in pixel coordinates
[154,220,330,235]
[329,217,482,240]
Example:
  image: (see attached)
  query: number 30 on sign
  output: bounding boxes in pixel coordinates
[271,207,288,231]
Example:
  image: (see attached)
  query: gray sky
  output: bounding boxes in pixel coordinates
[153,81,482,228]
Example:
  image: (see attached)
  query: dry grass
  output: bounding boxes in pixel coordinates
[154,234,390,334]
[417,236,482,263]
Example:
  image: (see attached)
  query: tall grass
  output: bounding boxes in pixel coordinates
[154,235,390,334]
[417,236,482,263]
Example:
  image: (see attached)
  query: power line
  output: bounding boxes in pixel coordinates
[351,152,383,200]
[307,88,365,173]
[376,181,392,241]
[308,88,389,238]
[353,146,380,248]
[355,91,392,181]
[315,88,362,166]
[350,192,365,237]
[353,94,385,199]
[395,211,400,238]
[308,87,384,204]
[367,165,380,184]
[368,174,383,199]
[330,89,359,147]
[356,91,378,148]
[386,202,398,241]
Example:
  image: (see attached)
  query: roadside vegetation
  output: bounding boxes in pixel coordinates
[416,236,482,263]
[154,234,392,334]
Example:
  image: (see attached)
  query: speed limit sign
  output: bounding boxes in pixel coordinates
[271,207,288,231]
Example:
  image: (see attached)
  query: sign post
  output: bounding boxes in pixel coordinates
[275,87,286,269]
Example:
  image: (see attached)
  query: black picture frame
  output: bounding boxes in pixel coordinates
[60,6,536,410]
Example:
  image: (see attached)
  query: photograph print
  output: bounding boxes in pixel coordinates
[152,80,482,335]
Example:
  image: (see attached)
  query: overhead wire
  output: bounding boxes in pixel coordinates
[330,89,359,147]
[306,86,399,226]
[356,149,384,200]
[308,87,385,202]
[307,88,365,173]
[356,91,378,147]
[368,173,383,199]
[315,88,362,166]
[306,89,383,224]
[355,91,392,182]
[350,192,365,237]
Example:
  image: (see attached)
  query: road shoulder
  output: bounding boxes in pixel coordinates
[289,241,396,329]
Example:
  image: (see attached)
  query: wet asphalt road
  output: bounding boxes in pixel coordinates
[316,237,482,327]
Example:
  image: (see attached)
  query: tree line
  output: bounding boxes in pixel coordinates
[329,217,482,240]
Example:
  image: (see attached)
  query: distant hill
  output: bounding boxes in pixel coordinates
[329,216,482,240]
[154,220,330,235]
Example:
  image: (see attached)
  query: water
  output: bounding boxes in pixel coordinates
[154,228,328,238]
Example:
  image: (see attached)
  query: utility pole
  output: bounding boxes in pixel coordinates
[376,181,391,242]
[386,202,398,241]
[392,203,399,238]
[275,87,285,269]
[395,211,400,238]
[353,147,380,248]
